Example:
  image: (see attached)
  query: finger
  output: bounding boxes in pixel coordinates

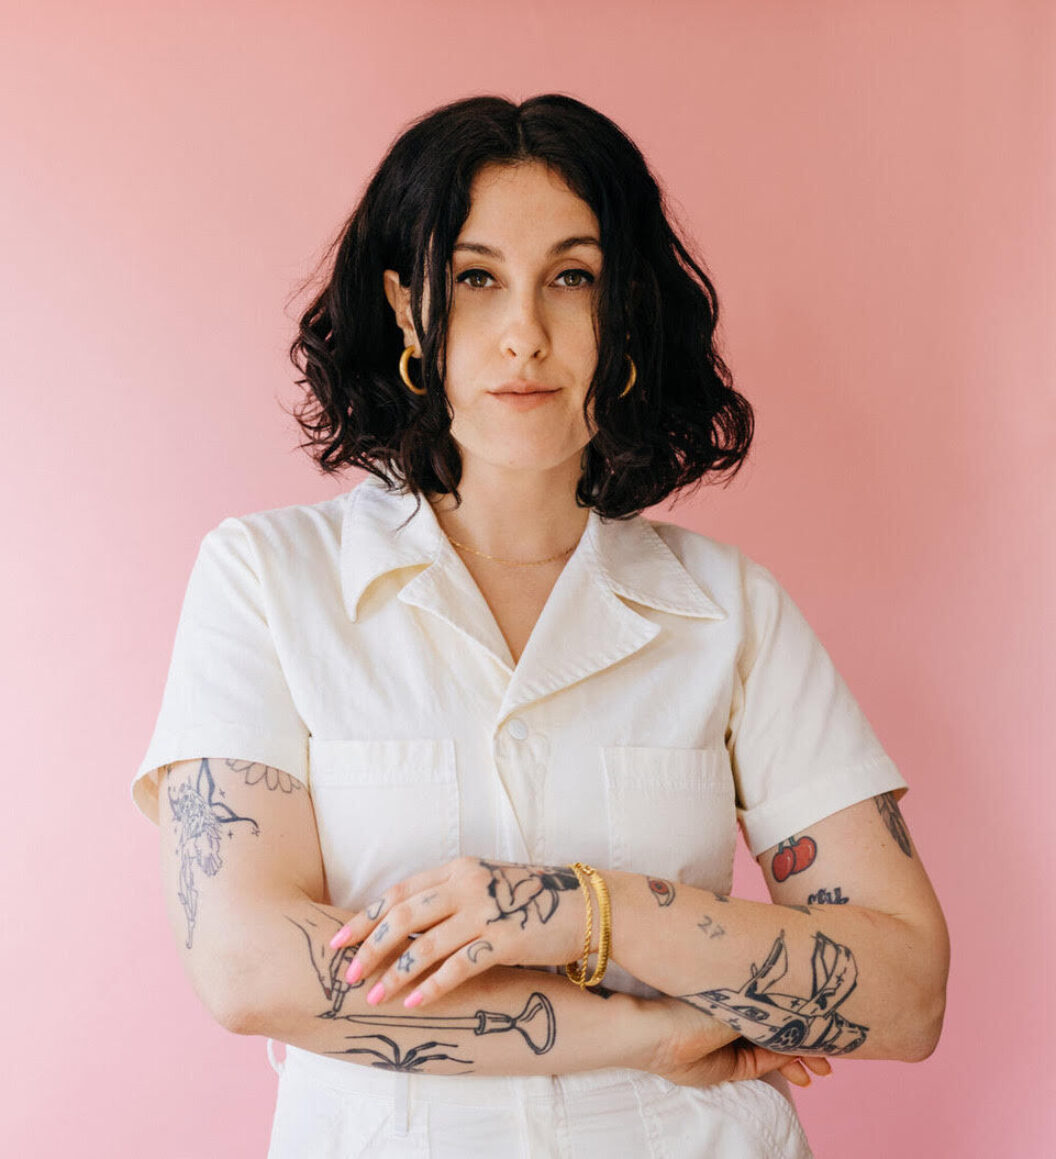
[330,866,455,950]
[800,1055,833,1077]
[777,1059,811,1087]
[398,932,500,1009]
[371,920,490,1005]
[342,890,457,984]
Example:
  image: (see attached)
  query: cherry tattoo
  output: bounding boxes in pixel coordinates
[771,835,817,882]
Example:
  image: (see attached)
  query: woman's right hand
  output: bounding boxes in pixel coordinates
[649,995,833,1090]
[655,1036,832,1089]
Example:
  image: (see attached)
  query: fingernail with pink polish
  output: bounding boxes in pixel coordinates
[345,958,362,985]
[329,925,350,949]
[367,982,385,1005]
[403,990,423,1009]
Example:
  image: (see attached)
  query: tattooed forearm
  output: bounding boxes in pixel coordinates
[780,904,813,915]
[332,991,558,1063]
[678,929,868,1056]
[808,887,849,905]
[482,861,580,928]
[289,903,559,1069]
[771,834,817,882]
[647,878,676,907]
[697,914,726,939]
[166,759,259,950]
[875,792,912,858]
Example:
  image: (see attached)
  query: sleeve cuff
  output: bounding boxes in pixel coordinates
[736,754,909,858]
[130,726,310,826]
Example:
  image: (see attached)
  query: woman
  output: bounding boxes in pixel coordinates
[132,94,949,1157]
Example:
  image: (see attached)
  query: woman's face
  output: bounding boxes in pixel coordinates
[385,160,603,475]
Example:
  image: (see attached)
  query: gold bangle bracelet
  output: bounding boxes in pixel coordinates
[565,862,595,987]
[580,865,612,987]
[565,862,611,988]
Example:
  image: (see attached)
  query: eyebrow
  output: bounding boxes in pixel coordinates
[452,235,602,260]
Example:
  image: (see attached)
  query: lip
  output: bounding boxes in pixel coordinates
[488,390,560,410]
[489,380,560,395]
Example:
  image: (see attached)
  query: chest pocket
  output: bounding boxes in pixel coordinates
[308,737,460,910]
[602,745,737,894]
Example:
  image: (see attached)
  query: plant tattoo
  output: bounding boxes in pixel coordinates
[480,861,579,928]
[875,792,912,858]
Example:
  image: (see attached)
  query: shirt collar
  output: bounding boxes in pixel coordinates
[340,473,726,624]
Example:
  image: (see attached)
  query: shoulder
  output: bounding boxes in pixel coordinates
[200,489,353,573]
[644,517,778,608]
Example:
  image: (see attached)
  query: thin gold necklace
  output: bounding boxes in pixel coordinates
[444,533,581,567]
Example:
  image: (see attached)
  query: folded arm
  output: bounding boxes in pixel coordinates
[603,791,950,1061]
[157,757,779,1080]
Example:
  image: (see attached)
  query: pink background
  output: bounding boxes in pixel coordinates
[3,1,1052,1155]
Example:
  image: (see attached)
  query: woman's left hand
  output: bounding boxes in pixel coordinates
[328,856,590,1008]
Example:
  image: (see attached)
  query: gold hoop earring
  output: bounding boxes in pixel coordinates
[619,354,637,398]
[399,345,427,396]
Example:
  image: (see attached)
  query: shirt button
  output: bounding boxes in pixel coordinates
[506,718,529,740]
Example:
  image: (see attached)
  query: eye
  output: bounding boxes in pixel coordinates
[453,267,596,291]
[554,268,595,289]
[455,268,495,289]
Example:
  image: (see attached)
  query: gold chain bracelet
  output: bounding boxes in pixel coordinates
[565,862,612,988]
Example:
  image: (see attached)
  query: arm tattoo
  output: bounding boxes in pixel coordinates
[780,903,813,915]
[647,878,676,907]
[697,914,726,938]
[223,759,302,794]
[808,887,849,905]
[166,759,259,949]
[875,792,913,858]
[286,901,366,1016]
[481,861,579,928]
[329,992,559,1069]
[678,929,868,1056]
[771,834,817,882]
[289,903,561,1071]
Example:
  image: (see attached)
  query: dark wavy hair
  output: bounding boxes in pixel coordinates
[287,92,753,520]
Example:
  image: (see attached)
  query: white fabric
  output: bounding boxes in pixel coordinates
[133,473,908,1156]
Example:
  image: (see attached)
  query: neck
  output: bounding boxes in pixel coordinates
[427,456,589,564]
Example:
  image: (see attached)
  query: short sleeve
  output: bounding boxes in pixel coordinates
[131,517,310,826]
[728,557,908,858]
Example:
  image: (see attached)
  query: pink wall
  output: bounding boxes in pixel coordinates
[4,1,1051,1155]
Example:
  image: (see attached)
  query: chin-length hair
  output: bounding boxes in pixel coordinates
[287,92,754,521]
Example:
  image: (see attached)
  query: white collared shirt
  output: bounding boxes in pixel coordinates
[133,474,906,996]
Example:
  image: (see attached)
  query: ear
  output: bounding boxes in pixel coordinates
[382,269,420,353]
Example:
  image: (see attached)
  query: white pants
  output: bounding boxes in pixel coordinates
[265,1039,814,1158]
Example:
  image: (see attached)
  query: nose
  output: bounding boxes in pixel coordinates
[500,287,549,361]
